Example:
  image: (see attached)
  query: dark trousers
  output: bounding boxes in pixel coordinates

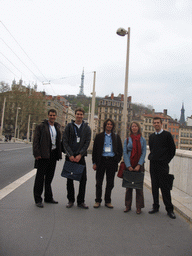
[150,161,173,212]
[66,156,87,205]
[95,156,117,204]
[33,150,57,203]
[125,188,144,209]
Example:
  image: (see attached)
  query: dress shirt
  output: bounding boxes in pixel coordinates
[102,132,115,157]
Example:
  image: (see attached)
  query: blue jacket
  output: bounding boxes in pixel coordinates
[123,136,146,168]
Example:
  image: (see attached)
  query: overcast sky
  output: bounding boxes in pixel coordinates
[1,0,192,120]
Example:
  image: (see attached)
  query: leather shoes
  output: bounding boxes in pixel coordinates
[136,208,142,214]
[124,207,131,213]
[93,202,100,208]
[36,202,44,208]
[105,203,114,209]
[167,211,176,219]
[78,203,89,209]
[45,199,58,204]
[148,209,159,214]
[66,202,74,208]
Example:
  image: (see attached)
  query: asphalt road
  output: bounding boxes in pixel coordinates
[0,143,34,189]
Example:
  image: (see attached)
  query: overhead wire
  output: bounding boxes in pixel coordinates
[0,21,49,83]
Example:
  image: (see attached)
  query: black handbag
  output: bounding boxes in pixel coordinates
[61,161,85,181]
[122,170,144,189]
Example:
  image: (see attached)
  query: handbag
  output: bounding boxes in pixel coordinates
[61,161,85,181]
[122,170,144,189]
[117,161,126,178]
[117,137,129,179]
[167,174,174,190]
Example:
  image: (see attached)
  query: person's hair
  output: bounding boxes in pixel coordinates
[75,107,85,115]
[48,109,57,115]
[103,118,115,132]
[153,117,162,124]
[129,121,142,136]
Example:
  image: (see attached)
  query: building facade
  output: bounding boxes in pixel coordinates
[97,93,132,140]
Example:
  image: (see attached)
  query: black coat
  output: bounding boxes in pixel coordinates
[33,119,62,160]
[92,132,123,170]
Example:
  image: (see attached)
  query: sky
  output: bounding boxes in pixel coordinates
[1,0,192,120]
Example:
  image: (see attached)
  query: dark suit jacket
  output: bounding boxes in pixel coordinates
[92,132,123,170]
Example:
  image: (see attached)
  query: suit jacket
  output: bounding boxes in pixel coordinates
[92,132,123,170]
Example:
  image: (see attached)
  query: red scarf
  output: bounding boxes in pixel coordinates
[130,134,141,168]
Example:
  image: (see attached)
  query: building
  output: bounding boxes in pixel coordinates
[142,109,171,144]
[179,126,192,150]
[97,93,132,140]
[168,119,180,149]
[186,115,192,126]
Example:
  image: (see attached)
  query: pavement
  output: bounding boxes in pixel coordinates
[0,154,192,256]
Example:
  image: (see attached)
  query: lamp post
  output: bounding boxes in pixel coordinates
[27,114,31,143]
[14,107,21,139]
[116,27,130,141]
[89,71,96,151]
[0,97,6,138]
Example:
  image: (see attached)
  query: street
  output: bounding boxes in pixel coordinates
[0,143,34,189]
[0,154,192,256]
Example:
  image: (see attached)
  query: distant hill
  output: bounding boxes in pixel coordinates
[63,95,153,116]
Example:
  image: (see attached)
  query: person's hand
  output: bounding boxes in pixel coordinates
[93,164,97,170]
[74,154,81,163]
[69,156,75,162]
[134,165,140,172]
[128,166,134,171]
[35,156,41,160]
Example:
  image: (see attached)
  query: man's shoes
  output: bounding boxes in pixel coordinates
[93,202,100,208]
[124,207,131,213]
[44,199,58,204]
[148,209,159,214]
[36,202,44,208]
[105,203,113,209]
[66,202,74,208]
[167,211,176,219]
[78,203,89,209]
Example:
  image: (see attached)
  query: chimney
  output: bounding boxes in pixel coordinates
[164,109,167,116]
[121,94,124,101]
[128,96,132,102]
[111,92,114,100]
[152,109,155,115]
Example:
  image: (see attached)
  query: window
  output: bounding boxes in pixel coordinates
[119,116,121,121]
[105,108,108,113]
[173,128,175,132]
[145,118,148,123]
[149,119,151,123]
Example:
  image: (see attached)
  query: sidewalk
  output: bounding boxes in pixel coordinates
[0,154,192,256]
[144,171,192,223]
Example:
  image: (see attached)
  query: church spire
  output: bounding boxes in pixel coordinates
[179,102,186,126]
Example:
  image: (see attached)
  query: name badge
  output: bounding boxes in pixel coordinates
[105,146,111,153]
[77,137,80,143]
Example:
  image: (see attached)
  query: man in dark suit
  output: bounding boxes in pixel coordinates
[148,117,176,219]
[92,119,123,208]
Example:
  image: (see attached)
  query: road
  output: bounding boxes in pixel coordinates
[0,143,34,189]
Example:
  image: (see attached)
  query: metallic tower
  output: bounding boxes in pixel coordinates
[78,68,85,96]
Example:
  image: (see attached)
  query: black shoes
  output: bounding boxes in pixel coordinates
[66,202,74,208]
[148,209,159,214]
[78,203,89,209]
[36,202,44,208]
[44,199,58,204]
[167,211,176,219]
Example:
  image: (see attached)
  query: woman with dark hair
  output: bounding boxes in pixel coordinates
[123,121,146,214]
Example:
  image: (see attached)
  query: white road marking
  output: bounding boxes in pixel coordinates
[0,146,31,152]
[0,169,36,200]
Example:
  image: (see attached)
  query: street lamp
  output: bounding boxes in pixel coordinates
[89,71,96,151]
[14,107,21,139]
[116,27,130,141]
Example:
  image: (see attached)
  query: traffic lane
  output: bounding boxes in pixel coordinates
[0,142,32,151]
[0,146,34,189]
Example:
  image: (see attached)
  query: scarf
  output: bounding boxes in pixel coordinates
[130,134,141,168]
